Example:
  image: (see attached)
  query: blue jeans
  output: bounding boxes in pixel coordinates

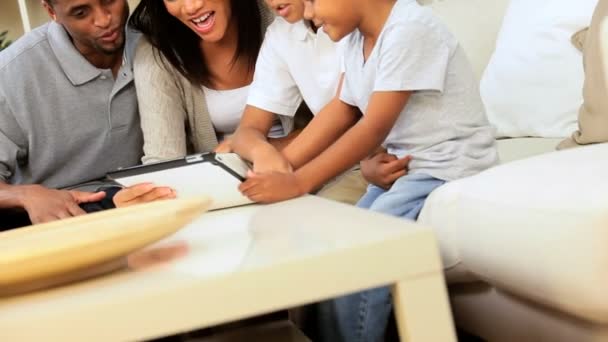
[314,174,445,342]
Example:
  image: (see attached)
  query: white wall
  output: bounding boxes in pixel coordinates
[0,0,25,40]
[27,0,51,29]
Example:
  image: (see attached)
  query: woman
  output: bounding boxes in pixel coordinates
[129,0,293,163]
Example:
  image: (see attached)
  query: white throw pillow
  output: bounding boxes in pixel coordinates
[480,0,598,138]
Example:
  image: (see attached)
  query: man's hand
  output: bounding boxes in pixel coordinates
[361,152,412,190]
[239,170,306,203]
[113,183,176,208]
[251,145,293,174]
[19,185,106,224]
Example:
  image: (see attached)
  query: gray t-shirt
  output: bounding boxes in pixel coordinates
[0,22,143,189]
[340,0,498,181]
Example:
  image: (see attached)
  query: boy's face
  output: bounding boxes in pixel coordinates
[304,0,359,41]
[265,0,305,24]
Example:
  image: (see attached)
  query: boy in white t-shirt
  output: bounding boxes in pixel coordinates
[232,0,368,204]
[240,0,498,339]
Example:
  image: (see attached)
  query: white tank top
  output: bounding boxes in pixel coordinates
[202,85,284,141]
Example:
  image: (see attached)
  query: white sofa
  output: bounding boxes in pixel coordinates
[418,1,608,341]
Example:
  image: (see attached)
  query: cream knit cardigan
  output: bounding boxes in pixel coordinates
[133,2,287,164]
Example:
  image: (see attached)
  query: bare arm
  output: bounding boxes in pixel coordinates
[231,105,279,162]
[239,91,411,203]
[296,91,411,193]
[0,181,24,209]
[0,181,106,224]
[282,77,360,170]
[231,105,295,173]
[0,94,105,222]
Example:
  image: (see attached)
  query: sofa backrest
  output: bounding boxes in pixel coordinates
[420,0,511,81]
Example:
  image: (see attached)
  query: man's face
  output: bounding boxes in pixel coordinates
[43,0,129,55]
[303,0,358,41]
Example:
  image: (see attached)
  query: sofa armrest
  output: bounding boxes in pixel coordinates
[419,143,608,323]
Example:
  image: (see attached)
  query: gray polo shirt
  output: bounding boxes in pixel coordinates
[0,22,143,189]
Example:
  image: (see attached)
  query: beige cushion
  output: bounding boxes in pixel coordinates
[316,168,367,206]
[419,143,608,323]
[496,138,562,164]
[422,0,511,80]
[560,0,608,149]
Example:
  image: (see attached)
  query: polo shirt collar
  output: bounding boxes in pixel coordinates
[47,22,103,86]
[294,20,315,41]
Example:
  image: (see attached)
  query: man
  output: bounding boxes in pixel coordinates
[0,0,173,228]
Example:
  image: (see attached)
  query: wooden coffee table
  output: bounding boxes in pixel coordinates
[0,196,456,341]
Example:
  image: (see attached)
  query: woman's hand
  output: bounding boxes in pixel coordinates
[113,183,176,208]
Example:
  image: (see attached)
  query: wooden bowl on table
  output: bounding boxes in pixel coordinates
[0,197,211,296]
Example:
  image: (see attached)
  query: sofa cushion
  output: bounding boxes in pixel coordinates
[559,0,608,149]
[422,0,510,80]
[496,137,562,163]
[419,143,608,322]
[480,0,597,138]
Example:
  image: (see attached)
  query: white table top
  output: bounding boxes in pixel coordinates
[0,196,442,341]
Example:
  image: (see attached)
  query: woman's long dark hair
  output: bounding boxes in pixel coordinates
[129,0,262,86]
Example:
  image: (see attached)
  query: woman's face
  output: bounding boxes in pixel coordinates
[164,0,233,43]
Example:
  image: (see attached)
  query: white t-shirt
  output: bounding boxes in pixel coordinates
[247,18,342,116]
[340,0,498,181]
[203,85,284,141]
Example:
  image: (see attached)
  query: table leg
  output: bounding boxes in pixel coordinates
[392,272,456,342]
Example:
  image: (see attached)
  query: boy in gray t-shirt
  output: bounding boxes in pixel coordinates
[239,0,497,340]
[340,2,497,182]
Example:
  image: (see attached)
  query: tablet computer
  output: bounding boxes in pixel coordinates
[107,153,253,210]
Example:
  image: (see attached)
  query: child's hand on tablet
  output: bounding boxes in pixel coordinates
[239,170,305,203]
[252,145,293,174]
[214,138,233,153]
